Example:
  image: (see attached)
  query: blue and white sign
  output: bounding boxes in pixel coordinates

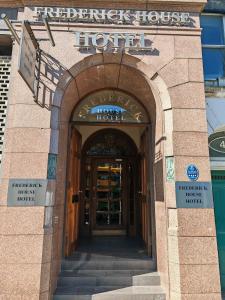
[186,165,199,181]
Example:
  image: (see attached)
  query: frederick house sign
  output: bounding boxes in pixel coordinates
[34,7,191,26]
[33,7,193,51]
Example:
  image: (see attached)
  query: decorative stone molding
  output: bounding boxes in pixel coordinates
[0,0,207,12]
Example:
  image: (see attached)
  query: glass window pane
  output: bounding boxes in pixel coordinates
[201,16,224,45]
[202,48,225,80]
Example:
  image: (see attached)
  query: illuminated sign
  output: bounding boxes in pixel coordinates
[73,90,149,123]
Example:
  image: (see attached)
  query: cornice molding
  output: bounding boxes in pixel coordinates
[0,0,207,12]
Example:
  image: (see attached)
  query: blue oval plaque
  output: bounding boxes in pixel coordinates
[186,165,199,181]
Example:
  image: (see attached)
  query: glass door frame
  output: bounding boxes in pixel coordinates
[92,158,127,232]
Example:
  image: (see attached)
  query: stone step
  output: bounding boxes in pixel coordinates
[69,252,149,260]
[132,272,161,286]
[58,276,132,287]
[55,285,128,295]
[62,259,154,271]
[60,269,149,277]
[57,272,160,287]
[53,286,166,300]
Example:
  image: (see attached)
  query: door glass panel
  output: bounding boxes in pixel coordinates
[95,162,123,227]
[84,163,91,225]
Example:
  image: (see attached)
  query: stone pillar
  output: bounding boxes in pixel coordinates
[0,40,53,299]
[160,35,222,299]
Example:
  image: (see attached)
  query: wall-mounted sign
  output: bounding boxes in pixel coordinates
[7,179,47,206]
[209,131,225,157]
[186,165,199,181]
[176,182,214,208]
[74,31,152,51]
[166,157,175,182]
[33,7,192,27]
[18,21,39,93]
[47,154,57,180]
[72,90,149,123]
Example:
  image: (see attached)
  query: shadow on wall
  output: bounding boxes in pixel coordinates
[154,158,165,202]
[33,46,160,110]
[35,51,67,109]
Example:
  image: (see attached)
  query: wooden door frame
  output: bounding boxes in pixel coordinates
[63,125,156,259]
[64,126,82,257]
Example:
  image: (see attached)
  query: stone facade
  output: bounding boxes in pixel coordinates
[0,1,222,299]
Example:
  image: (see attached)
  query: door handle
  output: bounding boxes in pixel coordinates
[72,194,79,203]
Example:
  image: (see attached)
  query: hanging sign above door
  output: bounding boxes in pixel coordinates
[209,131,225,157]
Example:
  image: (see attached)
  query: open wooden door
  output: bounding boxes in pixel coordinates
[140,127,152,256]
[65,127,82,257]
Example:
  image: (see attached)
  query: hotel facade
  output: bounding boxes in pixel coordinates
[0,1,224,299]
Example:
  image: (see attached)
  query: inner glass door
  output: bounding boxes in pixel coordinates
[93,160,125,229]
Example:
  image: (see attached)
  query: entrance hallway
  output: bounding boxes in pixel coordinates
[54,237,165,300]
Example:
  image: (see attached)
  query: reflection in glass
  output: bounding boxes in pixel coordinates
[97,201,108,212]
[84,163,91,225]
[201,16,224,45]
[110,213,120,225]
[95,162,123,227]
[96,213,108,225]
[202,48,225,80]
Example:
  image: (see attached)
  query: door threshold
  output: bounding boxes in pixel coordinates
[92,230,126,236]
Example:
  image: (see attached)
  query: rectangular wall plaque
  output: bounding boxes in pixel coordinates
[7,179,48,207]
[176,181,214,208]
[47,154,57,180]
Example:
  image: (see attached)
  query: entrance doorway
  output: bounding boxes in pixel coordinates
[64,89,154,258]
[80,129,138,238]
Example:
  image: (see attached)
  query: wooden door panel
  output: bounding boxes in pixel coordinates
[65,127,81,257]
[140,128,152,254]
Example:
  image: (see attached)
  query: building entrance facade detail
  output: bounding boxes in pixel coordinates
[0,0,222,299]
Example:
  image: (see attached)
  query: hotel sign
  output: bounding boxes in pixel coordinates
[18,21,38,92]
[209,131,225,157]
[33,7,191,27]
[175,182,214,209]
[8,179,48,206]
[73,90,149,123]
[74,31,151,50]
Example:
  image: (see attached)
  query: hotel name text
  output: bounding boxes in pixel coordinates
[34,7,191,26]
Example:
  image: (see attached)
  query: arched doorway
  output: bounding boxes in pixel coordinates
[64,89,154,258]
[80,129,138,237]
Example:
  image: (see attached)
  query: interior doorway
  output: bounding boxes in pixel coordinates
[80,129,138,238]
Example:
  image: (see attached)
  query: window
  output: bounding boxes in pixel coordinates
[201,15,225,82]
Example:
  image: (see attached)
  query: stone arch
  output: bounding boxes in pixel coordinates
[50,52,172,294]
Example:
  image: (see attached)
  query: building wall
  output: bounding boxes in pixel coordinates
[0,1,222,299]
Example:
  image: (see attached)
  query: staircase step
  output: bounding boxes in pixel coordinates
[70,252,149,260]
[132,272,161,286]
[54,237,164,300]
[62,259,154,271]
[55,285,127,294]
[60,269,149,277]
[58,276,133,287]
[53,286,166,300]
[92,286,166,300]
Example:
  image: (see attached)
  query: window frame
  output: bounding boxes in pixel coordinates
[201,13,225,81]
